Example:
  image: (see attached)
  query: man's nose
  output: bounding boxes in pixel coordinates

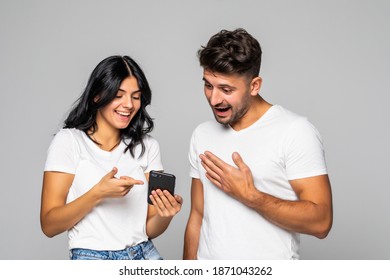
[209,89,223,106]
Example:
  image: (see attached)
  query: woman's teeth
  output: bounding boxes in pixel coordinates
[116,111,130,116]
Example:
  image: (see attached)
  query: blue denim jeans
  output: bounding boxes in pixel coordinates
[70,240,162,260]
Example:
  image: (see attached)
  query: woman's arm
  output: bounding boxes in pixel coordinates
[145,172,183,239]
[40,167,143,237]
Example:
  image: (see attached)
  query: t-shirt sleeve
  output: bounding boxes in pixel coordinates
[283,118,328,180]
[189,129,201,179]
[144,136,164,173]
[44,129,78,174]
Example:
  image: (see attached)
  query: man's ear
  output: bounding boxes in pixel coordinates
[250,77,262,96]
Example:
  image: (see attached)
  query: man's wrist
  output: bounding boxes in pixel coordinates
[242,187,263,209]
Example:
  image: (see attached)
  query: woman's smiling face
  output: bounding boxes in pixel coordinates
[96,76,142,131]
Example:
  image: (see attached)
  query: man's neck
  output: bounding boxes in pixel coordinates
[230,96,272,131]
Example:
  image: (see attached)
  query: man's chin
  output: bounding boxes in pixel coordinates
[214,115,231,125]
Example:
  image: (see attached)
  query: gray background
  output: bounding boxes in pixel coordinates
[1,0,389,260]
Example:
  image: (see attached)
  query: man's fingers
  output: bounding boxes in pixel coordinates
[232,152,252,179]
[205,173,222,189]
[203,151,227,170]
[200,152,226,178]
[201,159,221,182]
[232,152,246,169]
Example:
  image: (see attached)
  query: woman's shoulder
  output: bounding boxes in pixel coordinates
[142,134,160,148]
[49,128,89,150]
[54,128,84,140]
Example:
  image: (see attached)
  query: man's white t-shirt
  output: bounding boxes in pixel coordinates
[189,105,328,259]
[44,128,163,250]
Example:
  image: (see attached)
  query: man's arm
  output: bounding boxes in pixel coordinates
[247,175,332,238]
[183,178,204,259]
[200,151,333,238]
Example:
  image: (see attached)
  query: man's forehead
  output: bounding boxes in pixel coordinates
[203,70,245,85]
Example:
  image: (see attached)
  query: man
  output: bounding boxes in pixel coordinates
[183,28,332,260]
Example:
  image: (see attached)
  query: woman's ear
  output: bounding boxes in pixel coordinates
[94,95,101,103]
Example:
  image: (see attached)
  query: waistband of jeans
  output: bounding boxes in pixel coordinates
[71,239,151,253]
[125,240,151,252]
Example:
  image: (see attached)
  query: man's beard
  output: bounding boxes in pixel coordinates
[213,95,251,126]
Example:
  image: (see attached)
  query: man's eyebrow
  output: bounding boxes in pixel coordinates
[219,84,235,89]
[202,77,236,89]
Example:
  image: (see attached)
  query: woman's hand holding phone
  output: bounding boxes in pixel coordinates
[149,189,183,217]
[148,170,183,217]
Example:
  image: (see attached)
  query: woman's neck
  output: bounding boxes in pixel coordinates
[89,126,121,152]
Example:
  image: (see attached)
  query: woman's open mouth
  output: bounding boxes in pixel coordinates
[115,110,131,120]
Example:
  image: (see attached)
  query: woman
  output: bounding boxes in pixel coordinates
[40,55,182,260]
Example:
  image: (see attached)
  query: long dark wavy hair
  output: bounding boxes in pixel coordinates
[64,55,154,157]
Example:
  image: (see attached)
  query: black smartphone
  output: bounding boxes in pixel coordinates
[147,170,176,204]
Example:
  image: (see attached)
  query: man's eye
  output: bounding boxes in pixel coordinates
[222,88,232,94]
[204,84,212,89]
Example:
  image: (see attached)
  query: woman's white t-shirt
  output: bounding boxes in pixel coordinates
[44,128,163,250]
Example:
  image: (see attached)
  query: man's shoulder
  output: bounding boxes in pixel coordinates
[269,105,311,129]
[272,105,304,122]
[272,105,321,140]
